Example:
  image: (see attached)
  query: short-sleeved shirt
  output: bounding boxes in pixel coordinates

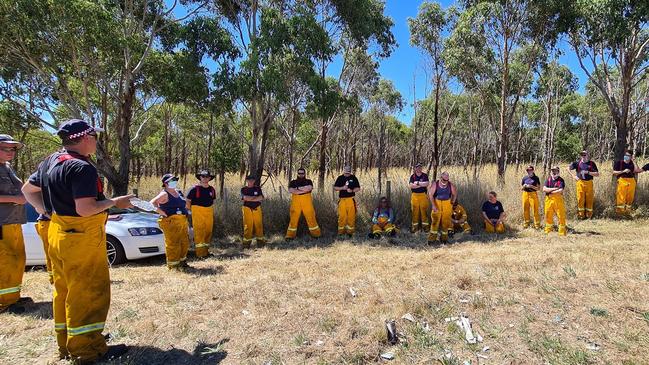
[334,174,360,198]
[187,185,216,207]
[241,186,263,209]
[613,160,635,178]
[521,174,540,192]
[409,173,429,193]
[28,151,105,217]
[545,176,566,192]
[0,163,26,225]
[482,201,504,220]
[289,178,313,194]
[569,160,598,181]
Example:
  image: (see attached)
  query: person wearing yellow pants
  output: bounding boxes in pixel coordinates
[451,201,472,235]
[22,120,133,362]
[35,216,53,284]
[241,175,265,248]
[520,165,541,229]
[543,166,567,236]
[151,174,191,270]
[482,191,506,233]
[334,166,361,236]
[0,134,29,314]
[427,171,456,244]
[409,163,430,233]
[568,151,599,219]
[187,170,216,258]
[286,168,321,240]
[369,197,398,238]
[613,151,642,215]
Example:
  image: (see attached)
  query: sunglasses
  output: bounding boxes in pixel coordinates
[0,147,19,153]
[297,172,305,175]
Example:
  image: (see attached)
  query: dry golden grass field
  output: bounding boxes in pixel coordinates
[1,165,649,364]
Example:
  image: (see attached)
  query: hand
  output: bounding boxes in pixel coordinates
[623,168,631,173]
[113,194,135,209]
[572,175,579,181]
[346,188,353,193]
[157,209,168,217]
[432,205,438,213]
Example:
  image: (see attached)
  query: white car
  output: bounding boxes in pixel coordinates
[23,204,167,266]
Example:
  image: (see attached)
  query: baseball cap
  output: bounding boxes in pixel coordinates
[414,163,422,168]
[0,134,24,149]
[551,166,560,171]
[56,119,104,139]
[161,173,178,186]
[343,165,352,173]
[245,175,256,181]
[526,165,534,171]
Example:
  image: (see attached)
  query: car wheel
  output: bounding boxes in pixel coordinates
[107,236,127,266]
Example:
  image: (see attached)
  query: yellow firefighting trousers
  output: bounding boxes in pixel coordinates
[485,221,505,233]
[36,220,53,284]
[242,206,265,246]
[429,199,452,241]
[576,179,594,218]
[191,205,214,257]
[371,216,398,235]
[158,214,190,268]
[286,193,321,238]
[0,224,25,310]
[615,177,636,214]
[337,197,356,235]
[521,191,541,228]
[49,213,110,362]
[544,194,567,235]
[410,192,430,232]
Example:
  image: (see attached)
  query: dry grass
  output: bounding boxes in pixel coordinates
[1,218,649,364]
[2,164,649,364]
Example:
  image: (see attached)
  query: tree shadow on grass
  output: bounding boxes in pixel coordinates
[101,339,229,365]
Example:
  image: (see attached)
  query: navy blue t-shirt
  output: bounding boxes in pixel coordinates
[29,151,105,217]
[482,201,504,220]
[187,185,216,207]
[409,173,429,193]
[334,174,360,198]
[521,174,540,192]
[569,160,598,181]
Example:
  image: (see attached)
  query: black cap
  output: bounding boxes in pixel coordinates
[56,119,104,139]
[0,134,24,149]
[161,173,178,186]
[245,175,256,181]
[195,170,215,180]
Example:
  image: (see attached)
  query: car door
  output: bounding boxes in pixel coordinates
[23,203,46,266]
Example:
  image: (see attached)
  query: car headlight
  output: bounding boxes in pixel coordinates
[128,227,163,236]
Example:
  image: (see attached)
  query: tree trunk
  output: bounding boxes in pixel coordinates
[317,116,328,193]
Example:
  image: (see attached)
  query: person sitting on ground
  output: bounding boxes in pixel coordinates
[369,197,398,238]
[481,191,506,233]
[451,200,472,236]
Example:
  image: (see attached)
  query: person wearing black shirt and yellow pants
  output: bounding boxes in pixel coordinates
[333,166,361,236]
[482,192,506,233]
[286,168,321,240]
[0,134,29,314]
[408,163,430,233]
[151,174,191,270]
[23,120,133,363]
[241,175,265,248]
[612,150,643,215]
[543,166,567,236]
[567,151,599,219]
[520,165,541,229]
[187,170,216,258]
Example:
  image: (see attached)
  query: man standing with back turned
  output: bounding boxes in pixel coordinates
[22,119,133,364]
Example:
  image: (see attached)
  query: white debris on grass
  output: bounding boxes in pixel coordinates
[401,313,416,322]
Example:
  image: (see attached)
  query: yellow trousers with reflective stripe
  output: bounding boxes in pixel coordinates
[576,180,594,218]
[191,205,213,257]
[453,222,472,233]
[49,213,109,362]
[0,224,25,310]
[286,193,321,238]
[158,214,190,268]
[35,220,53,284]
[485,221,505,233]
[372,217,398,235]
[410,192,430,232]
[337,197,356,235]
[544,194,567,236]
[521,191,541,228]
[615,177,636,214]
[242,206,264,245]
[428,199,453,241]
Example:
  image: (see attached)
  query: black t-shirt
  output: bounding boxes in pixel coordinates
[544,176,566,194]
[409,173,429,193]
[614,160,635,178]
[334,174,360,198]
[643,163,649,171]
[569,160,598,181]
[521,174,540,192]
[28,151,105,217]
[289,178,313,194]
[482,201,504,220]
[187,185,216,207]
[241,186,263,209]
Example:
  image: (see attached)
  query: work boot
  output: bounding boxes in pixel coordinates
[72,344,129,365]
[257,240,266,249]
[367,233,375,239]
[389,230,397,237]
